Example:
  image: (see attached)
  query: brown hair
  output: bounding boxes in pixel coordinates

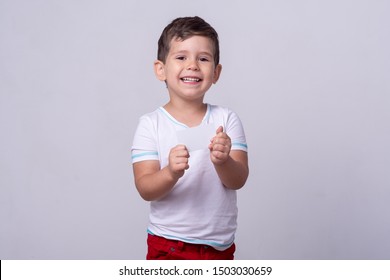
[157,16,220,66]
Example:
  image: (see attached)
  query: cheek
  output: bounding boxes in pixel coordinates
[167,64,183,76]
[204,68,216,80]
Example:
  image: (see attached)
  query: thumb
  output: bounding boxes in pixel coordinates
[216,126,223,134]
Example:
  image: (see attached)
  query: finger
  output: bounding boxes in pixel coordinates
[172,145,190,157]
[176,150,190,158]
[216,126,223,134]
[172,160,189,171]
[174,153,189,161]
[211,150,227,161]
[215,137,230,145]
[175,144,188,151]
[212,145,230,155]
[215,132,230,143]
[213,137,232,149]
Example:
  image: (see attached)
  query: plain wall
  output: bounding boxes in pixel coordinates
[1,0,389,259]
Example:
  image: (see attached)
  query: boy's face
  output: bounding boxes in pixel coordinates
[154,35,222,103]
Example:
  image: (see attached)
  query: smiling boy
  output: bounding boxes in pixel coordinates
[131,16,249,260]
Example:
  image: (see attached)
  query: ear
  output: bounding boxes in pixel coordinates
[212,64,222,84]
[154,60,166,81]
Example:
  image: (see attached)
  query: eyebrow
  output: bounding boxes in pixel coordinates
[171,50,213,57]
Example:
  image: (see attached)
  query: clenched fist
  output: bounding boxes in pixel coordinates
[168,145,190,179]
[209,126,231,165]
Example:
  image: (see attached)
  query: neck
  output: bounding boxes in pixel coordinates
[163,101,207,127]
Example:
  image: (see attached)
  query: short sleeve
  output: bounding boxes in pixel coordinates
[131,115,159,163]
[226,110,248,152]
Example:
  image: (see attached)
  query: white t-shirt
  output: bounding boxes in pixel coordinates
[131,104,247,250]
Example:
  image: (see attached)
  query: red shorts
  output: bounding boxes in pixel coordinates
[146,234,235,260]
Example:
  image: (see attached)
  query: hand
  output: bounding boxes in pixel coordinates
[168,145,190,179]
[209,126,231,165]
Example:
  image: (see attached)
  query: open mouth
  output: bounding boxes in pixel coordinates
[180,77,202,83]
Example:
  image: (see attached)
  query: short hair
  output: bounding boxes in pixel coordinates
[157,16,220,66]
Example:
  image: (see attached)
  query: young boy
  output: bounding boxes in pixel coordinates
[131,16,249,260]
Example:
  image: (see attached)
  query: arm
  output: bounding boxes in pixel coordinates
[209,126,249,189]
[133,145,189,201]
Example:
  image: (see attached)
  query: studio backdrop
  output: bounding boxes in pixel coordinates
[1,0,389,259]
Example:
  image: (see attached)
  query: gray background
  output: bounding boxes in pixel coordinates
[1,0,389,259]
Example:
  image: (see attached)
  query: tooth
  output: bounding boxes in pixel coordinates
[182,77,199,82]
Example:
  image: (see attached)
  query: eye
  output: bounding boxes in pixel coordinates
[199,57,210,62]
[176,56,186,60]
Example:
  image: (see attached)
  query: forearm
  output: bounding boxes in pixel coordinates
[135,166,178,201]
[213,155,249,190]
[134,145,189,201]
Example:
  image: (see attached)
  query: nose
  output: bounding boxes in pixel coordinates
[186,59,199,71]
